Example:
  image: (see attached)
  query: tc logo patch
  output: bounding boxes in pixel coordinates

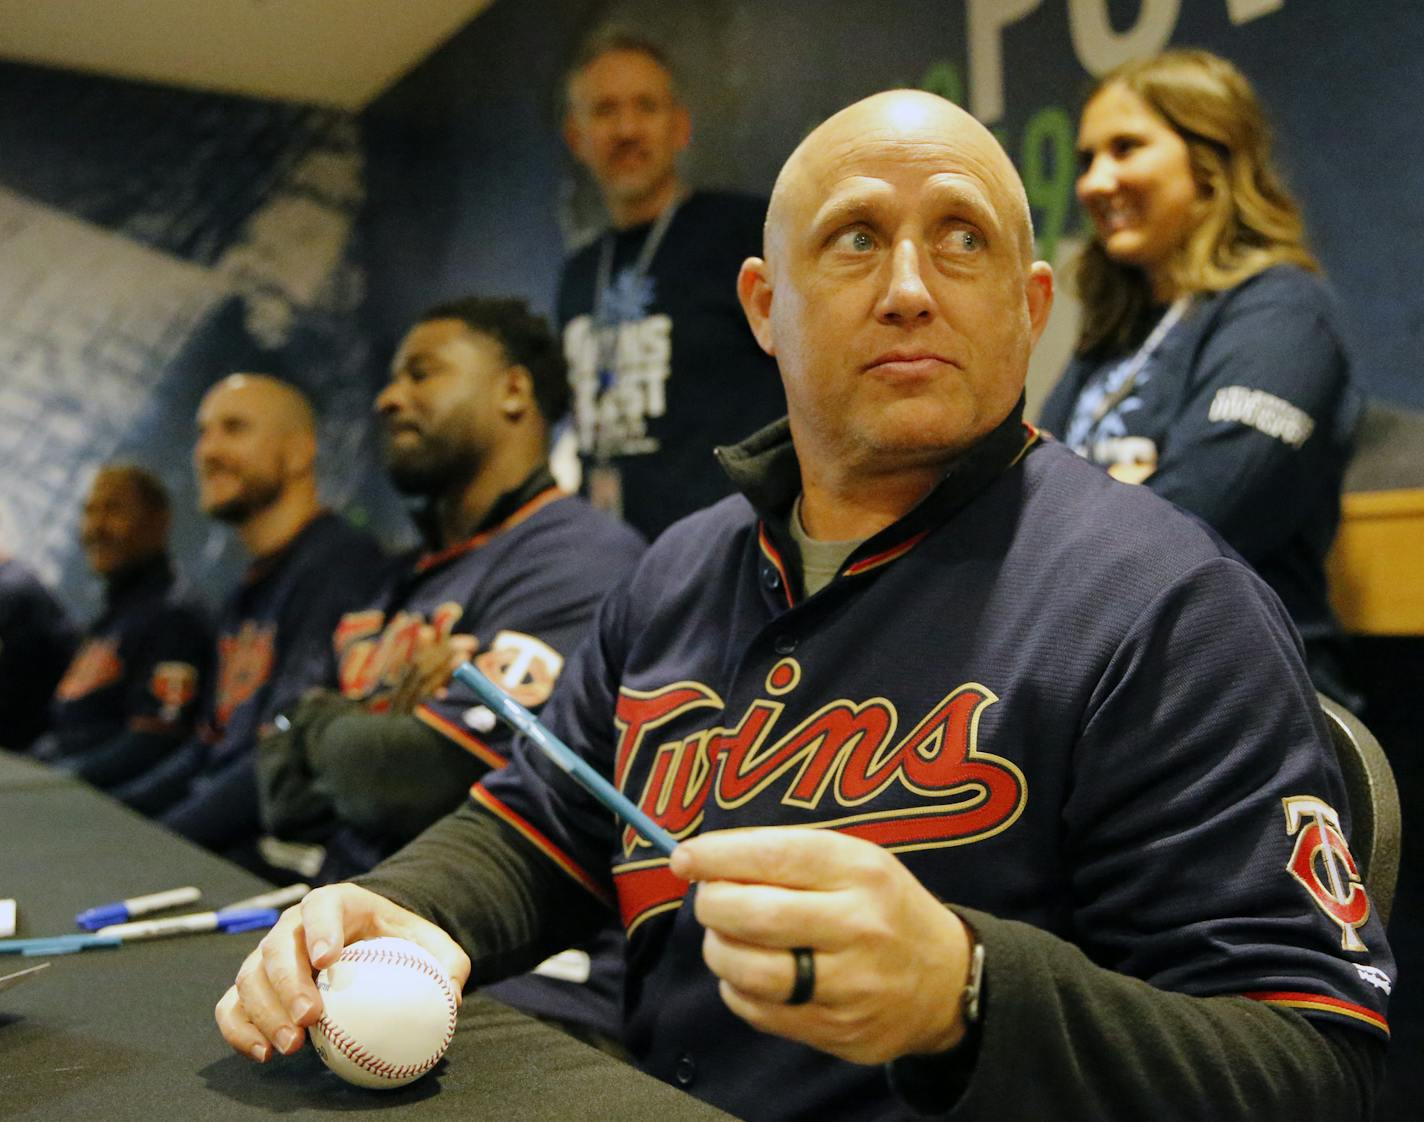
[1282,795,1370,953]
[474,630,563,708]
[150,661,199,721]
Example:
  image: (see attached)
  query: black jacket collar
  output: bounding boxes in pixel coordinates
[715,398,1035,603]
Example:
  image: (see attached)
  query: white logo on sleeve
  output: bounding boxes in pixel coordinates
[473,630,564,708]
[1208,386,1315,448]
[1355,965,1393,995]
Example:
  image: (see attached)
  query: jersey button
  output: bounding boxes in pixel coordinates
[762,568,782,592]
[774,634,798,655]
[674,1053,697,1087]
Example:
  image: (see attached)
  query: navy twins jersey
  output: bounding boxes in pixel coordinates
[45,557,211,781]
[209,512,384,758]
[326,474,644,1035]
[331,480,644,770]
[148,511,383,852]
[477,418,1392,1122]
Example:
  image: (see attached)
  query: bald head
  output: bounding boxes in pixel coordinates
[201,374,316,437]
[736,89,1053,498]
[766,90,1035,268]
[194,374,318,525]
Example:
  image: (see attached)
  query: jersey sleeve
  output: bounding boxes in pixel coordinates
[1063,555,1392,1039]
[121,603,213,735]
[1143,277,1358,564]
[466,572,639,908]
[411,522,642,773]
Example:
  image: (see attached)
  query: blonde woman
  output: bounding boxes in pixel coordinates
[1040,49,1361,704]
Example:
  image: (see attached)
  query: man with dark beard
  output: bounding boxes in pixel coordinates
[114,375,382,876]
[255,297,644,1047]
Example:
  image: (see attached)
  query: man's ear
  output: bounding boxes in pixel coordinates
[672,104,692,154]
[1025,261,1055,348]
[737,258,776,357]
[283,429,318,480]
[501,365,535,421]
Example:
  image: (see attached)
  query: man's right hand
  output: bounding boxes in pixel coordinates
[214,883,471,1062]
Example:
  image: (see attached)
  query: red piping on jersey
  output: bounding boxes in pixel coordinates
[1012,423,1041,466]
[757,523,795,608]
[470,785,613,907]
[129,716,183,734]
[415,486,565,573]
[612,862,688,935]
[758,424,1040,591]
[1245,991,1389,1036]
[416,704,508,771]
[843,530,930,577]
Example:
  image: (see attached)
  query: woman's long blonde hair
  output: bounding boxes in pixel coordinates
[1075,49,1318,356]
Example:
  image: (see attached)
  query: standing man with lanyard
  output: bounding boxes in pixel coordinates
[557,30,785,540]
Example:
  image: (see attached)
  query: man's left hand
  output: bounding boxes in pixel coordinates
[669,827,973,1065]
[384,626,478,715]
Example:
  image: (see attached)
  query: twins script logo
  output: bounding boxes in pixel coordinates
[55,638,123,700]
[336,605,563,713]
[1283,795,1371,952]
[336,602,465,707]
[610,660,1027,932]
[215,621,275,728]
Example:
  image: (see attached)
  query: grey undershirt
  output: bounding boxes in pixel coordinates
[789,495,865,597]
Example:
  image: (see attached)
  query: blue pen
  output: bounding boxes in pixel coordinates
[453,662,678,857]
[94,907,279,941]
[75,886,201,930]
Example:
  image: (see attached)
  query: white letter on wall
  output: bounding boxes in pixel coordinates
[968,0,1043,126]
[1225,0,1284,25]
[1067,0,1181,76]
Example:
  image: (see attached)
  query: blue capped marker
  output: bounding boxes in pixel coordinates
[94,907,280,941]
[75,886,201,931]
[452,662,678,857]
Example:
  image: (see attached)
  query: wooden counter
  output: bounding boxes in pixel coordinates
[1328,488,1424,635]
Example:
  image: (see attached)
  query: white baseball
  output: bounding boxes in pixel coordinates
[309,936,458,1089]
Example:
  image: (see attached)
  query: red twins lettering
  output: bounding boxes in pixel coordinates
[215,621,275,728]
[336,601,465,703]
[614,669,1026,859]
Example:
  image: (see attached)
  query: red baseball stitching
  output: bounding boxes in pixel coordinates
[317,945,458,1082]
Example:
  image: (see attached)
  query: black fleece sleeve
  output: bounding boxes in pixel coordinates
[887,908,1384,1121]
[352,797,611,987]
[308,710,491,844]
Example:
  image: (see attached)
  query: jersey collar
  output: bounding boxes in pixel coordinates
[414,466,564,574]
[716,399,1039,606]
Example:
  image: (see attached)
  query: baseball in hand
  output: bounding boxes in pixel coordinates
[309,936,458,1089]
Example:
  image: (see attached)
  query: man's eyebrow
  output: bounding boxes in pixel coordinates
[922,177,999,228]
[808,183,893,236]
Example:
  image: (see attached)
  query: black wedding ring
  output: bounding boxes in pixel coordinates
[787,946,815,1005]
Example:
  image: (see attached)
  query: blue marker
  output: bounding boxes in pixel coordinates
[94,907,280,941]
[75,886,201,931]
[453,662,678,857]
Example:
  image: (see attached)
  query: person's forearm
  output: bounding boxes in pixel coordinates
[307,711,489,843]
[892,908,1383,1121]
[352,799,610,986]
